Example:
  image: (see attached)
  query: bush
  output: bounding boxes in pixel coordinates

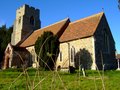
[35,31,59,70]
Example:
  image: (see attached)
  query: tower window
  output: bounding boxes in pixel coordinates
[18,17,21,24]
[60,52,62,62]
[30,16,34,25]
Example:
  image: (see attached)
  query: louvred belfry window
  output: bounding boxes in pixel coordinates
[30,16,34,25]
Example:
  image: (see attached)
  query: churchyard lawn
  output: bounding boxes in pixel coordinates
[0,68,120,90]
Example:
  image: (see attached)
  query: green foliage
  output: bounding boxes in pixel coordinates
[118,0,120,10]
[0,25,13,62]
[74,48,92,69]
[35,31,59,70]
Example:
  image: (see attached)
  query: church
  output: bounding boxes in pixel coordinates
[3,4,117,70]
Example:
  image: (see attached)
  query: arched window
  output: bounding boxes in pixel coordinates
[60,51,62,62]
[7,47,10,54]
[31,49,35,62]
[30,16,34,25]
[18,17,21,24]
[71,46,75,62]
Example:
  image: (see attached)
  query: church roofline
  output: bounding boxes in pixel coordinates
[70,12,104,25]
[34,18,70,32]
[19,12,105,47]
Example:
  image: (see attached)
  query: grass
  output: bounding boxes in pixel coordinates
[0,68,120,90]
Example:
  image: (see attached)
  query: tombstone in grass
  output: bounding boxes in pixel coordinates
[76,64,86,77]
[69,66,75,73]
[116,54,120,70]
[81,65,86,77]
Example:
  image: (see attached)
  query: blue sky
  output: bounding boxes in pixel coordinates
[0,0,120,53]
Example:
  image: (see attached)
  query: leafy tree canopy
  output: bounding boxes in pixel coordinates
[0,25,13,62]
[118,0,120,10]
[35,31,59,70]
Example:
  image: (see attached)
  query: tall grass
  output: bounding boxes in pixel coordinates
[0,37,118,90]
[1,69,120,90]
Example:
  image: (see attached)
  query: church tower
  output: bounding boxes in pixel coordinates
[11,4,40,45]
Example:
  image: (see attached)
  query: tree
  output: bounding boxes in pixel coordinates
[0,25,13,63]
[35,31,59,70]
[74,48,92,69]
[118,0,120,10]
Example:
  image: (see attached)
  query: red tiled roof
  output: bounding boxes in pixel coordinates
[20,18,70,47]
[20,12,104,47]
[59,12,104,42]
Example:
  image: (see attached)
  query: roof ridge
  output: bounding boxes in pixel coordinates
[34,18,70,33]
[70,12,104,25]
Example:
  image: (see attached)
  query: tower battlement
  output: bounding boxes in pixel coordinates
[18,4,39,11]
[16,4,39,19]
